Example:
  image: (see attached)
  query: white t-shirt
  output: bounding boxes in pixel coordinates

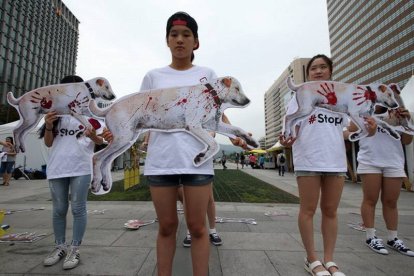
[357,127,404,168]
[46,116,103,179]
[140,65,217,175]
[287,97,348,172]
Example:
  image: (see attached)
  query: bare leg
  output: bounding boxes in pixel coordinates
[381,177,402,231]
[183,183,211,276]
[150,186,179,276]
[360,174,382,228]
[297,176,326,274]
[207,186,216,229]
[4,173,11,185]
[320,175,344,273]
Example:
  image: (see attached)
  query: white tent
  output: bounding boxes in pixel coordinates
[401,75,414,191]
[0,119,49,170]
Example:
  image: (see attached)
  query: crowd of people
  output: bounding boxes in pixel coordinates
[2,10,413,276]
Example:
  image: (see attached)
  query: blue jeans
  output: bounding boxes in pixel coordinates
[49,174,90,246]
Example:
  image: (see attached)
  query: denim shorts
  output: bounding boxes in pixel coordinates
[295,170,346,177]
[147,174,214,187]
[0,161,15,174]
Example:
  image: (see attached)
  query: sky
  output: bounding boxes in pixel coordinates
[62,0,331,145]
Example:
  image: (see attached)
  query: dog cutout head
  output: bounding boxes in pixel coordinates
[372,83,414,138]
[217,77,250,109]
[91,78,116,101]
[374,83,399,110]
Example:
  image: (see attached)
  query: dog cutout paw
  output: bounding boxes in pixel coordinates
[91,180,101,193]
[101,180,110,192]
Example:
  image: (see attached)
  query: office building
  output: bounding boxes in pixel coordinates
[264,58,309,148]
[0,0,79,123]
[327,0,414,86]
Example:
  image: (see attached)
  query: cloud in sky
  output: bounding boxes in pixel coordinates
[62,0,330,145]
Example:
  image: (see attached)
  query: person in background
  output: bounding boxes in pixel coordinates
[221,151,227,169]
[0,137,16,186]
[40,75,107,270]
[358,105,414,257]
[240,153,246,169]
[280,54,376,276]
[249,154,257,169]
[259,154,265,169]
[277,152,286,176]
[235,152,240,169]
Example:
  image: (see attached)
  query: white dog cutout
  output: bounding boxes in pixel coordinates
[283,77,399,141]
[89,76,259,194]
[373,83,414,139]
[7,78,116,152]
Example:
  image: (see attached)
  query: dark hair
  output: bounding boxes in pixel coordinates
[5,136,13,145]
[166,11,199,61]
[60,75,84,84]
[306,54,333,77]
[38,75,84,138]
[166,12,198,39]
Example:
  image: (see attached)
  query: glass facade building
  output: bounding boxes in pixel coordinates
[327,0,414,87]
[0,0,79,123]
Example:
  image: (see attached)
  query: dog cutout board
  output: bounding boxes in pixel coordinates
[282,77,399,142]
[6,78,116,153]
[88,76,259,194]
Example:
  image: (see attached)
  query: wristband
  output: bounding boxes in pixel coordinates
[45,127,53,131]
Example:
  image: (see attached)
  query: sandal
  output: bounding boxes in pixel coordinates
[304,258,331,276]
[324,261,346,276]
[3,182,9,186]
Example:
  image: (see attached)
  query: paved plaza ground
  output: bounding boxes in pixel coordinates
[0,163,413,275]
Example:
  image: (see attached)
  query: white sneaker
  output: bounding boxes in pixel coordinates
[43,245,67,266]
[63,246,80,269]
[366,237,389,255]
[387,238,414,257]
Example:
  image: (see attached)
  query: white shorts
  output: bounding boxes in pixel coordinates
[357,163,406,178]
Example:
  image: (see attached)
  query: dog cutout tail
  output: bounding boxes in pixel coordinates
[286,77,301,92]
[88,99,110,118]
[6,92,19,106]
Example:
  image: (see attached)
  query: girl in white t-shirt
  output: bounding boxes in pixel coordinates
[140,12,247,276]
[40,76,106,271]
[358,106,414,257]
[280,55,376,276]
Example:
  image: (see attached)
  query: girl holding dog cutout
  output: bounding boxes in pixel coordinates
[140,12,247,276]
[358,105,414,257]
[280,54,376,276]
[40,75,107,270]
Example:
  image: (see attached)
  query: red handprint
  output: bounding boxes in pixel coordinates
[30,94,53,109]
[40,97,52,109]
[317,83,337,105]
[353,86,377,106]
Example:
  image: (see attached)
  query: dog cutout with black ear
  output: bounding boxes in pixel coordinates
[88,76,259,195]
[7,78,116,152]
[282,77,399,142]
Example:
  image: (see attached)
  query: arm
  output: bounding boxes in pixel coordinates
[222,113,249,149]
[43,111,58,147]
[85,127,105,145]
[344,117,377,140]
[0,141,12,147]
